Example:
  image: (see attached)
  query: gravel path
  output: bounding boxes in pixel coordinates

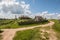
[1,21,54,40]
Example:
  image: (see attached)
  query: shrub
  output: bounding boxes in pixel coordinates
[0,30,3,33]
[0,20,13,25]
[18,19,48,25]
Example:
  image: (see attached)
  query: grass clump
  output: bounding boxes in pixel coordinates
[0,30,3,33]
[52,20,60,32]
[13,28,41,40]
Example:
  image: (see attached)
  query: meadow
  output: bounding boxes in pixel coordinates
[0,18,49,40]
[13,27,49,40]
[51,20,60,32]
[0,19,48,29]
[13,19,60,40]
[51,19,60,40]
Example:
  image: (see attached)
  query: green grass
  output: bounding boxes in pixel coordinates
[51,19,60,32]
[13,28,41,40]
[13,27,50,40]
[0,19,18,29]
[51,19,60,40]
[0,19,48,29]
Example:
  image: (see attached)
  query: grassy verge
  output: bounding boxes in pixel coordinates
[0,29,3,40]
[51,19,60,40]
[0,34,2,40]
[13,28,40,40]
[13,27,50,40]
[51,20,60,32]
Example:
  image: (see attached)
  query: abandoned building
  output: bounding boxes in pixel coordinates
[34,16,44,21]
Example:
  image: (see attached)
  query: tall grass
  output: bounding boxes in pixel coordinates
[51,19,60,40]
[13,28,40,40]
[52,20,60,32]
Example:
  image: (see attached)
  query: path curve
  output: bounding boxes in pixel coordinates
[1,21,54,40]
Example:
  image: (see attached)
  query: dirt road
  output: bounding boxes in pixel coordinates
[1,21,55,40]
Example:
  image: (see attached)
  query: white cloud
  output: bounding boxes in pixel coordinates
[0,0,59,19]
[34,11,60,19]
[42,11,48,14]
[0,0,31,19]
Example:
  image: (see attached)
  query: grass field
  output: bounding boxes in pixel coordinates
[13,27,49,40]
[0,19,19,29]
[13,28,40,40]
[51,19,60,32]
[51,19,60,40]
[13,19,60,40]
[0,19,48,29]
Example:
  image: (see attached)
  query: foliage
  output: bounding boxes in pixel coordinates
[0,18,48,29]
[18,19,48,25]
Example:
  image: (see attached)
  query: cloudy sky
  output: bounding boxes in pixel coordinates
[0,0,60,19]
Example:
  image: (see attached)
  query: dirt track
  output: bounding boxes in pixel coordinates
[1,21,55,40]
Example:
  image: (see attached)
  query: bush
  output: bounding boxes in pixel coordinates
[0,20,13,25]
[18,19,48,25]
[0,30,3,33]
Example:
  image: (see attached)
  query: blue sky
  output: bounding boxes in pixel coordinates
[0,0,60,19]
[17,0,60,13]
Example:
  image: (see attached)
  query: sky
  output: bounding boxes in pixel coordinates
[17,0,60,13]
[0,0,60,19]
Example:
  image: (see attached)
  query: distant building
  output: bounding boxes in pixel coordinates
[34,16,43,21]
